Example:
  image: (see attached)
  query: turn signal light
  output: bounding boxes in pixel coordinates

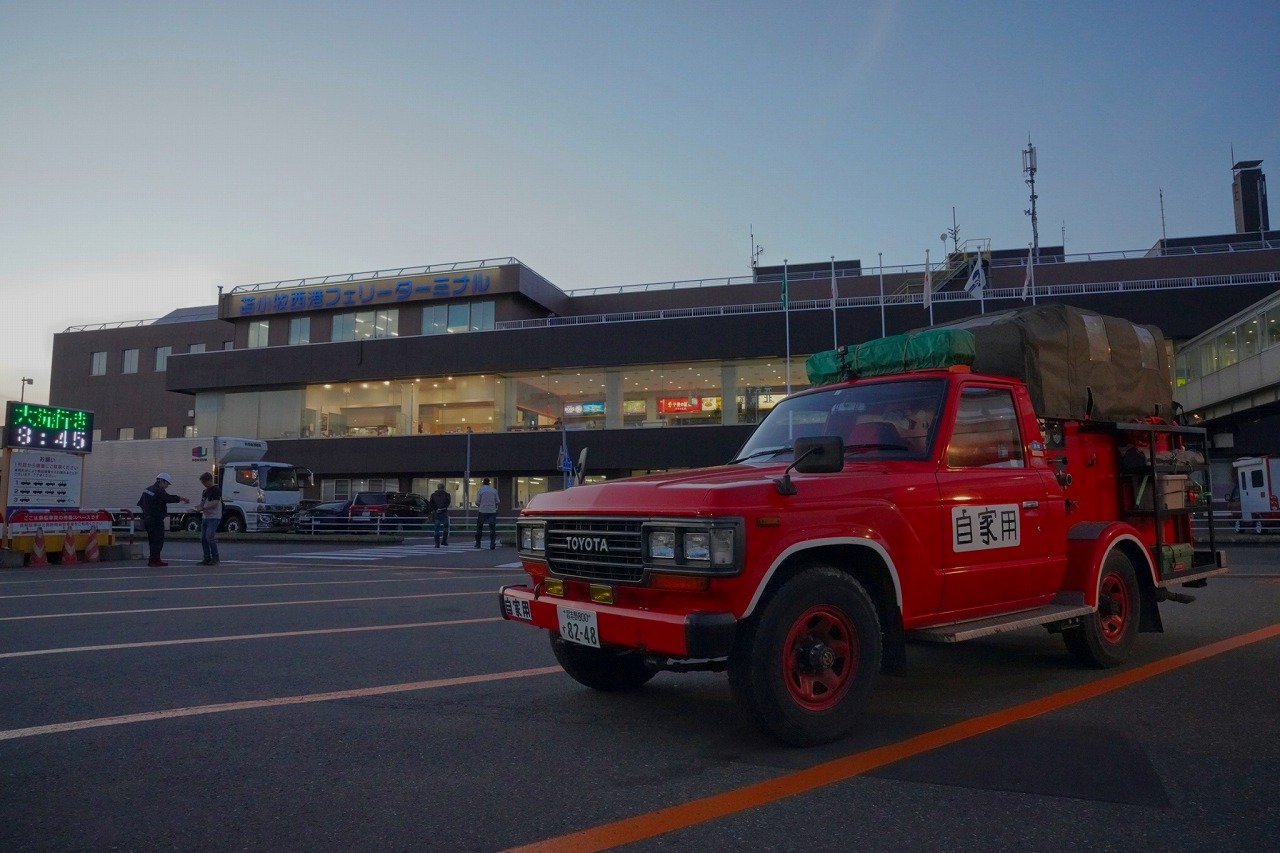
[650,573,710,592]
[543,578,565,597]
[589,584,614,604]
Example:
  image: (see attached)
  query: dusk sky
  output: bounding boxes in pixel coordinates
[3,0,1277,405]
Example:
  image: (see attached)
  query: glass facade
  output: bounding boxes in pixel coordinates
[192,357,808,440]
[1176,302,1280,387]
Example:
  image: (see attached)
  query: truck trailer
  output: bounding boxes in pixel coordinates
[80,437,312,533]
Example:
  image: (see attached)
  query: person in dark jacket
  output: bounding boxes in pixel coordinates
[429,482,451,547]
[138,473,187,567]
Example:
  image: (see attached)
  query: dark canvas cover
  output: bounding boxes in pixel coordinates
[937,305,1173,422]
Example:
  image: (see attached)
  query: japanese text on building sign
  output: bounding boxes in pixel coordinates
[951,504,1021,552]
[237,273,492,316]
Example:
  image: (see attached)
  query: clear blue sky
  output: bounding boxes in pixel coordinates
[3,0,1277,405]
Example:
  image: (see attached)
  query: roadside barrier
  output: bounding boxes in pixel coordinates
[30,528,48,566]
[61,527,78,564]
[83,528,100,563]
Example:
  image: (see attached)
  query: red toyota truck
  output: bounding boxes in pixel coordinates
[499,306,1227,745]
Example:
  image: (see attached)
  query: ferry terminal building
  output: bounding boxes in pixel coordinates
[50,233,1280,510]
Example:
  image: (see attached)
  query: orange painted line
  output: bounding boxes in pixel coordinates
[0,617,502,659]
[507,622,1280,853]
[0,665,564,741]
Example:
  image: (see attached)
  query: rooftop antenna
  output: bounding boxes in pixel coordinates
[750,226,764,270]
[1022,136,1040,263]
[947,206,960,254]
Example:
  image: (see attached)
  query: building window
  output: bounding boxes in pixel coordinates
[248,320,270,348]
[122,349,139,374]
[224,341,233,350]
[91,351,107,375]
[289,317,311,345]
[118,427,135,440]
[155,346,172,372]
[333,309,399,342]
[425,301,495,335]
[92,429,102,443]
[184,425,197,438]
[150,426,168,439]
[190,343,206,354]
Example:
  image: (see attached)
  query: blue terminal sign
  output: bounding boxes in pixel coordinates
[232,269,499,318]
[4,402,94,453]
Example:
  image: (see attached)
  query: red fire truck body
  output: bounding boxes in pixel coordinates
[499,309,1227,745]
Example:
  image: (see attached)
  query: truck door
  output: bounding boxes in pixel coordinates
[935,384,1063,617]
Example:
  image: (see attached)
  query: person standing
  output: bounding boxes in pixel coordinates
[197,472,223,565]
[429,482,451,547]
[138,473,187,567]
[474,477,499,549]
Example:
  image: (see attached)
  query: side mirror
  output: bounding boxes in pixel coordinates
[775,436,844,496]
[794,436,845,473]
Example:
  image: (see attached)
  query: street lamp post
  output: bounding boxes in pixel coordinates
[20,377,33,402]
[464,427,472,527]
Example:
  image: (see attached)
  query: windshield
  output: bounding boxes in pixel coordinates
[262,466,309,491]
[733,378,947,462]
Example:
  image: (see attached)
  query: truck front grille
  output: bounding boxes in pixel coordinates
[545,518,644,583]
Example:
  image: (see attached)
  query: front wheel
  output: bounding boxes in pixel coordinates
[1063,551,1140,667]
[550,635,657,691]
[729,566,882,747]
[183,516,201,533]
[221,514,246,534]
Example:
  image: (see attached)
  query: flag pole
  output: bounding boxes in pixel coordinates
[875,249,885,335]
[924,249,934,326]
[783,259,791,395]
[830,256,838,350]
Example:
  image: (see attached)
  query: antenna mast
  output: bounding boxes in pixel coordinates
[750,225,764,270]
[1159,188,1167,245]
[1022,137,1040,262]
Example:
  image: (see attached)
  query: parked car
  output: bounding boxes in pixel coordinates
[293,500,357,533]
[350,491,433,532]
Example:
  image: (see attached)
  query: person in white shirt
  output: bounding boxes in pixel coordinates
[474,478,500,549]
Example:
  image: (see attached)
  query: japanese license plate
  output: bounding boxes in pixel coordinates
[557,605,600,648]
[502,594,532,622]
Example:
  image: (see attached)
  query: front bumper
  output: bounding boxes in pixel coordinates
[498,584,737,660]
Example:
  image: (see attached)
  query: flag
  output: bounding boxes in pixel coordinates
[1022,246,1034,300]
[964,256,986,298]
[781,264,789,310]
[922,262,932,310]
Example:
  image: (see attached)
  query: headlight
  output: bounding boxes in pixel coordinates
[518,523,545,552]
[643,520,742,575]
[649,531,676,559]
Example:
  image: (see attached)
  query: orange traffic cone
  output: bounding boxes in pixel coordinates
[61,527,78,564]
[83,528,100,563]
[30,527,48,566]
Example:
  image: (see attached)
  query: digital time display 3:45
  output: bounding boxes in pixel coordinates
[4,402,94,453]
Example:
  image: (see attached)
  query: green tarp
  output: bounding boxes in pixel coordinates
[805,328,976,385]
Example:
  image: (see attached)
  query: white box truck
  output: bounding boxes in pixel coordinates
[1231,455,1280,534]
[80,437,312,533]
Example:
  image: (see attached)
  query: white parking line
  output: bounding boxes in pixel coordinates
[0,665,564,741]
[264,543,489,560]
[0,589,495,621]
[0,616,502,658]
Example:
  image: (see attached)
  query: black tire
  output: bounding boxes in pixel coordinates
[728,565,882,747]
[550,634,657,691]
[183,516,201,533]
[222,514,245,534]
[1063,551,1140,668]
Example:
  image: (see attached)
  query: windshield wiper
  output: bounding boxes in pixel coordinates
[731,445,792,463]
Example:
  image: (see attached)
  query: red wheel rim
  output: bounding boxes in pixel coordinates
[1098,571,1131,643]
[781,605,859,710]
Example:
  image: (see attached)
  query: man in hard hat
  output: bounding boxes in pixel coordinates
[138,473,188,567]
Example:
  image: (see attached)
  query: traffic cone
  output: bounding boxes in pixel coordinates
[61,527,78,565]
[30,527,48,566]
[83,528,100,563]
